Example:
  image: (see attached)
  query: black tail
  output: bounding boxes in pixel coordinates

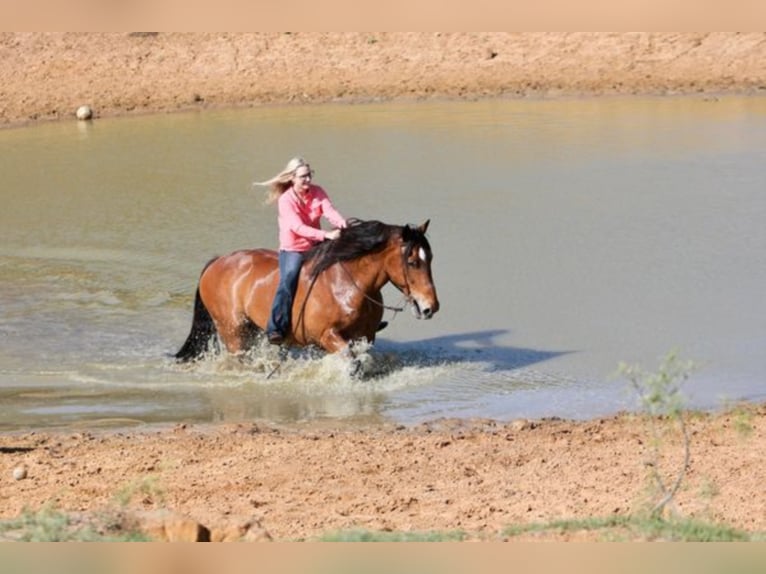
[175,286,217,363]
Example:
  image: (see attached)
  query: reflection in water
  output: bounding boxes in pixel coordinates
[1,96,766,430]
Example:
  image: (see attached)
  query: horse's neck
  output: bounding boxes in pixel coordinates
[341,247,397,293]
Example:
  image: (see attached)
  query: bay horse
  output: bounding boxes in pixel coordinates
[174,219,439,363]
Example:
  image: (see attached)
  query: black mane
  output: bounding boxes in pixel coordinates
[304,218,430,280]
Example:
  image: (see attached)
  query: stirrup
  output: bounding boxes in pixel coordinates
[266,331,284,345]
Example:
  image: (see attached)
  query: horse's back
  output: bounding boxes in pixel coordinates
[203,248,277,278]
[199,248,280,333]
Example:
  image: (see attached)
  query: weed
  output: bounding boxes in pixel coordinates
[114,475,165,508]
[617,350,695,518]
[729,402,755,439]
[503,514,752,541]
[0,505,149,542]
[317,529,467,542]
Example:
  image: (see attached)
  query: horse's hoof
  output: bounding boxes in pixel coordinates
[349,358,364,379]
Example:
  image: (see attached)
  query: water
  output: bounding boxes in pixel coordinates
[1,96,765,431]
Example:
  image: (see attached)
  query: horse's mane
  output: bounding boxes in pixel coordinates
[304,218,430,280]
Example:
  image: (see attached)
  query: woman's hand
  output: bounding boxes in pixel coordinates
[324,229,341,241]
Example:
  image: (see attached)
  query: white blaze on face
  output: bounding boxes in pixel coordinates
[407,247,428,318]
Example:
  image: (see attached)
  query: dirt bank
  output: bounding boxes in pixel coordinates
[2,32,766,128]
[2,404,765,541]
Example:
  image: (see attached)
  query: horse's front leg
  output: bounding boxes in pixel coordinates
[319,329,364,378]
[319,328,350,354]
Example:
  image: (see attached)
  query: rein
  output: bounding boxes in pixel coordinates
[337,261,409,314]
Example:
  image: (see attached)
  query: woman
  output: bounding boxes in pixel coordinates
[254,157,347,344]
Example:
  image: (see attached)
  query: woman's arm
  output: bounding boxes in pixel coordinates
[279,196,328,242]
[314,186,347,229]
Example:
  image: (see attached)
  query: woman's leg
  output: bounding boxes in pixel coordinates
[267,250,304,340]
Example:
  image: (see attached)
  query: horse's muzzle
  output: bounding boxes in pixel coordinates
[412,298,439,320]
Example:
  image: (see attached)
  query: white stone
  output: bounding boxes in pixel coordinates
[76,105,93,121]
[12,466,27,480]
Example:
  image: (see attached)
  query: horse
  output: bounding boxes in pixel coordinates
[174,219,440,364]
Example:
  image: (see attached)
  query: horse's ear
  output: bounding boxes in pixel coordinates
[418,220,430,234]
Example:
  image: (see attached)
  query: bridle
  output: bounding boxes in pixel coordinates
[337,230,428,315]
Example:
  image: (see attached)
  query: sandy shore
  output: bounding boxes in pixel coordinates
[2,405,765,541]
[2,32,766,128]
[1,33,765,541]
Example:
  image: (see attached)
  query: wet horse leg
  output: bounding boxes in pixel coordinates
[214,317,249,356]
[238,318,263,351]
[214,317,265,361]
[319,328,349,354]
[320,329,364,378]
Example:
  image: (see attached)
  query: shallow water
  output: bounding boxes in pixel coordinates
[1,96,765,431]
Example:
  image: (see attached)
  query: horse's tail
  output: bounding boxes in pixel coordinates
[175,260,218,363]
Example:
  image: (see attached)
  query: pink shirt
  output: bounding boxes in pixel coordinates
[277,184,347,252]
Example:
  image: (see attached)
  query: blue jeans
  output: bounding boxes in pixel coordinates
[267,250,304,337]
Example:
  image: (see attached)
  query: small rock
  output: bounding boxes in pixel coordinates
[510,419,530,432]
[12,466,27,480]
[75,105,93,121]
[211,519,272,542]
[137,510,210,542]
[243,524,273,542]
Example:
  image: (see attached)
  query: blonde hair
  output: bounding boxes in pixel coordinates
[253,157,310,204]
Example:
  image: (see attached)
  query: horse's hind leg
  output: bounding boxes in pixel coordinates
[214,317,263,358]
[239,319,263,352]
[214,318,247,355]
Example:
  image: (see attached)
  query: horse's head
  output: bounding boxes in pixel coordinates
[393,220,440,320]
[305,218,440,321]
